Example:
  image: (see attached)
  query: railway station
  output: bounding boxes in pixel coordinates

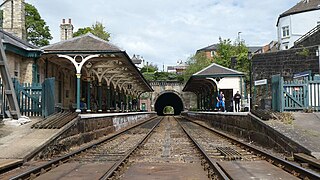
[1,0,320,179]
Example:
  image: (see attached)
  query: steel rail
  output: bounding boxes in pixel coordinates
[174,117,230,180]
[183,116,320,180]
[99,117,163,180]
[9,116,158,180]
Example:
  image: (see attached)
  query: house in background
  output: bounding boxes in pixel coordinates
[131,54,145,69]
[167,60,188,74]
[197,43,263,59]
[277,0,320,50]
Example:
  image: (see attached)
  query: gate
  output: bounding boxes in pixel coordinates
[272,74,320,112]
[14,79,42,116]
[42,78,55,117]
[271,75,282,111]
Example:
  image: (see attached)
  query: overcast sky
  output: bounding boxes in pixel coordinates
[26,0,297,68]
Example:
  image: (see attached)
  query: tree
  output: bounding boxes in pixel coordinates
[214,37,250,80]
[214,37,235,68]
[25,3,52,47]
[140,63,158,73]
[73,21,111,41]
[183,52,213,82]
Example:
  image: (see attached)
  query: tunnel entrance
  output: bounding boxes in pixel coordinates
[154,92,184,116]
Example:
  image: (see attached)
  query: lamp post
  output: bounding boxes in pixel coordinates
[248,52,253,111]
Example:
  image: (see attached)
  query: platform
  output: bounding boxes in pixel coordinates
[265,112,320,159]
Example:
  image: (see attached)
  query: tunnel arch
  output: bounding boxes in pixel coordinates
[154,91,184,116]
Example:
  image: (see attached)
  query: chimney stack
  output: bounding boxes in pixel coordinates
[60,18,74,41]
[2,0,26,40]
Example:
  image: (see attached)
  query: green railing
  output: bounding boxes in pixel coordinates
[272,74,320,112]
[14,79,42,116]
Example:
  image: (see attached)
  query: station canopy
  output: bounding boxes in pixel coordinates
[41,33,153,94]
[183,63,244,93]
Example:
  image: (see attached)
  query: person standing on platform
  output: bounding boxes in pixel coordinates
[233,91,241,112]
[216,91,225,112]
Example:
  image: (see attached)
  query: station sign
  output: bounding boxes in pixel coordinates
[254,79,267,86]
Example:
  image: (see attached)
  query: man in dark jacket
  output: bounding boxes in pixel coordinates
[233,91,241,112]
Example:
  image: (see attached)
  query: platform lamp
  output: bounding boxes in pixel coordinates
[248,51,253,111]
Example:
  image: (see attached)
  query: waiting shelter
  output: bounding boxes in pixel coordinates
[39,33,153,114]
[183,63,245,111]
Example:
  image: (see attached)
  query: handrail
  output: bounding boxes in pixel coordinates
[294,25,320,46]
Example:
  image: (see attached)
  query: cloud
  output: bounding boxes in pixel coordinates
[26,0,297,66]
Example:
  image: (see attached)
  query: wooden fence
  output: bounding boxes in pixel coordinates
[14,79,42,116]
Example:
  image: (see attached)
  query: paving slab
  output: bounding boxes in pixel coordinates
[0,118,59,159]
[265,112,320,159]
[218,161,299,180]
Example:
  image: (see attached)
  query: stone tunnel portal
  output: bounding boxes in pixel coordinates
[154,92,184,116]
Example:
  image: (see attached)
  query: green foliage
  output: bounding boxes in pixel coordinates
[73,21,110,41]
[25,3,52,47]
[163,106,174,114]
[183,52,213,82]
[140,63,158,73]
[214,38,235,67]
[142,72,155,81]
[296,47,310,57]
[214,37,250,80]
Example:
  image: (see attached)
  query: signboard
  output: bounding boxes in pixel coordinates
[254,79,267,86]
[293,71,310,79]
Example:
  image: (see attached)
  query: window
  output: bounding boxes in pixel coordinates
[14,60,19,78]
[282,26,290,38]
[64,29,68,40]
[210,51,215,57]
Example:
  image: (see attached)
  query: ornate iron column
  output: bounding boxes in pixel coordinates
[58,54,99,113]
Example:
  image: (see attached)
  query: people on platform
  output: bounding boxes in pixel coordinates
[80,98,87,112]
[216,91,225,112]
[233,91,241,112]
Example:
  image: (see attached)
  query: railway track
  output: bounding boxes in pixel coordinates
[2,115,319,179]
[3,116,162,180]
[178,116,320,180]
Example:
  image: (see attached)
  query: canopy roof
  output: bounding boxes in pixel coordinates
[41,33,152,93]
[183,63,244,93]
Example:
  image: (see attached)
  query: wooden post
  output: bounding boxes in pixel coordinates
[0,38,21,119]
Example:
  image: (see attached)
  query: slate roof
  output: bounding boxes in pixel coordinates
[193,63,244,76]
[42,33,120,52]
[0,29,40,51]
[277,0,320,25]
[196,44,218,53]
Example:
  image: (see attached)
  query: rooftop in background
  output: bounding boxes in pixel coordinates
[197,43,264,55]
[277,0,320,25]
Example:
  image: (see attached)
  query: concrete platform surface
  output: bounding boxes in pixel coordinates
[265,112,320,159]
[0,117,59,160]
[121,162,209,180]
[218,161,299,180]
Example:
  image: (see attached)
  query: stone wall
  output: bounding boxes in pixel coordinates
[181,112,310,155]
[6,52,33,83]
[2,0,26,40]
[252,45,319,101]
